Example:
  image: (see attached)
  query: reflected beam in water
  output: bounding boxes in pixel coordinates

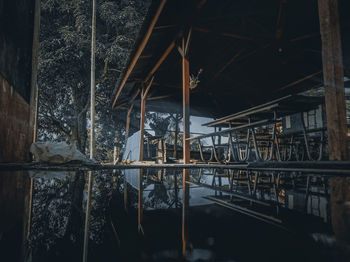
[124,174,128,212]
[138,169,144,234]
[174,171,179,209]
[26,177,34,238]
[83,171,94,262]
[182,169,190,256]
[329,177,350,243]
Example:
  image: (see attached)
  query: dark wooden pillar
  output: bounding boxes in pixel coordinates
[181,34,191,255]
[139,77,154,162]
[125,103,134,143]
[182,55,190,164]
[137,78,153,234]
[318,0,348,160]
[318,0,350,245]
[139,95,146,162]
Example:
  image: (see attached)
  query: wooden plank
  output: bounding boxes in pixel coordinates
[187,119,271,141]
[278,71,322,91]
[203,95,292,127]
[112,0,167,108]
[318,0,348,160]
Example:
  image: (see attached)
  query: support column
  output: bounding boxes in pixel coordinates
[182,54,190,164]
[181,35,191,256]
[138,90,146,235]
[139,77,154,162]
[83,0,96,261]
[125,103,134,143]
[137,78,153,234]
[318,0,350,245]
[318,0,348,160]
[27,0,41,242]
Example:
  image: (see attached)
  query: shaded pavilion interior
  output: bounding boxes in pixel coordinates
[112,0,350,118]
[1,1,350,260]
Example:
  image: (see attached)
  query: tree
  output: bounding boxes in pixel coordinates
[38,0,151,160]
[148,112,171,138]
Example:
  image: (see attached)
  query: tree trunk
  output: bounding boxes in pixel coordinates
[71,85,88,154]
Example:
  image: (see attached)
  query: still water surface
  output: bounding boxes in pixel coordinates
[0,168,346,261]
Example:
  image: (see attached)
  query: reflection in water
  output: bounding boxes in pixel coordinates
[83,171,93,262]
[182,168,189,256]
[0,168,348,261]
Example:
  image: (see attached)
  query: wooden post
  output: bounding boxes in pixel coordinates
[182,54,190,163]
[27,0,40,241]
[83,0,96,261]
[318,0,348,160]
[113,146,119,164]
[137,92,146,233]
[139,92,147,162]
[90,0,96,159]
[137,78,153,234]
[318,0,350,245]
[29,0,40,145]
[181,35,191,256]
[125,103,134,143]
[139,77,154,162]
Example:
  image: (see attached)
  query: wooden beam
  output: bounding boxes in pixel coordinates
[214,48,245,78]
[112,0,167,108]
[143,76,155,100]
[184,27,192,56]
[289,33,320,42]
[147,94,174,101]
[318,0,348,160]
[193,26,254,41]
[154,24,176,30]
[144,41,175,83]
[275,0,287,40]
[278,71,322,91]
[139,54,152,59]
